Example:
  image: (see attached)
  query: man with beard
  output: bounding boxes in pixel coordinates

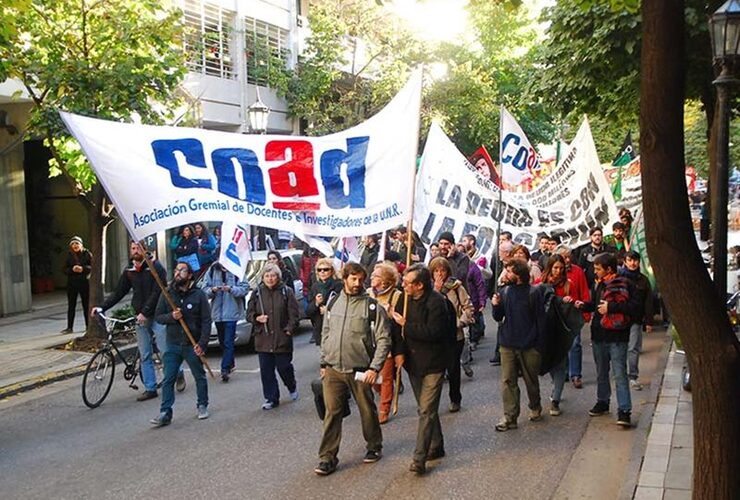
[151,261,212,426]
[95,241,184,401]
[315,262,391,476]
[577,227,616,287]
[437,232,470,287]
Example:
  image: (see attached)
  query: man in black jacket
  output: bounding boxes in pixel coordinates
[576,227,616,287]
[437,232,470,289]
[619,250,653,391]
[95,241,182,401]
[150,261,212,427]
[391,264,453,475]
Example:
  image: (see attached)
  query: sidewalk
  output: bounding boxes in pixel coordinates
[0,292,97,399]
[634,347,693,499]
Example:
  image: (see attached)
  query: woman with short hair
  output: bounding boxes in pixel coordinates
[306,258,342,346]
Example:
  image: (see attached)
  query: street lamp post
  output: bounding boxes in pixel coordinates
[248,88,270,250]
[709,0,740,298]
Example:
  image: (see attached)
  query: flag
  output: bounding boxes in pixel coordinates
[499,106,541,188]
[468,146,501,187]
[333,237,359,268]
[218,222,252,278]
[611,131,637,201]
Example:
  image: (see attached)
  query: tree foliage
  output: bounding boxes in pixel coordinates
[279,0,427,136]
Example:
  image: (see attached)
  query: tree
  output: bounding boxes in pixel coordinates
[0,0,187,338]
[279,0,427,136]
[640,0,740,497]
[0,0,29,81]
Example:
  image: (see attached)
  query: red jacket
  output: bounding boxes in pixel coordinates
[566,263,591,321]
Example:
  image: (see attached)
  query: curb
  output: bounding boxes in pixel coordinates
[0,343,139,401]
[618,330,674,500]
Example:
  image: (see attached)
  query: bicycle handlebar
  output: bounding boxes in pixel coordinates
[93,310,136,331]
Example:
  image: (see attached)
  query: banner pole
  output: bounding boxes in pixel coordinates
[494,105,505,294]
[138,239,215,378]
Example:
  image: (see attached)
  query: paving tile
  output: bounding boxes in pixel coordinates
[633,486,664,500]
[671,424,693,449]
[663,489,692,500]
[647,423,674,446]
[642,453,670,473]
[645,443,671,459]
[638,471,665,488]
[675,402,693,425]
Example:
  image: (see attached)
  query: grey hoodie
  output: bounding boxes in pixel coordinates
[319,290,390,373]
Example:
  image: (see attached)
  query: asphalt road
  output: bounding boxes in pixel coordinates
[1,319,609,500]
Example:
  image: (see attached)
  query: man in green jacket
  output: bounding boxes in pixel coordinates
[314,262,391,476]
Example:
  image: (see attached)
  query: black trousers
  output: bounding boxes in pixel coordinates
[66,280,89,330]
[447,339,465,405]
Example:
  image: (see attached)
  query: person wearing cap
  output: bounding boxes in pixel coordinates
[436,232,470,287]
[62,236,92,334]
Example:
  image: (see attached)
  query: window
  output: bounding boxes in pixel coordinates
[244,17,290,86]
[183,0,235,79]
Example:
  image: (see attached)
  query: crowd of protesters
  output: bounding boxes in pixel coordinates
[79,208,661,476]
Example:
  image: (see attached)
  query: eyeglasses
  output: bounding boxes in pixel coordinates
[317,268,332,272]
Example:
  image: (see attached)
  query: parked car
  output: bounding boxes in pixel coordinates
[198,249,306,350]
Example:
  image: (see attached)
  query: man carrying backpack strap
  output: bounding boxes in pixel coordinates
[575,252,639,427]
[390,263,456,476]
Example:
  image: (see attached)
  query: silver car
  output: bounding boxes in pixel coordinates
[200,249,306,350]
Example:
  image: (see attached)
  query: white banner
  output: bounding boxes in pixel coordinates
[415,120,619,256]
[499,106,541,188]
[218,221,252,278]
[60,71,421,241]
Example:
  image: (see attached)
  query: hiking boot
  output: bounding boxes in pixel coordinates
[449,402,461,413]
[589,402,610,416]
[630,379,643,391]
[549,400,562,417]
[571,377,583,389]
[149,412,171,427]
[137,390,158,402]
[463,365,474,378]
[363,450,382,463]
[529,408,543,421]
[314,459,337,476]
[494,418,517,431]
[409,461,426,475]
[197,405,209,420]
[175,372,186,392]
[426,447,446,461]
[616,411,632,427]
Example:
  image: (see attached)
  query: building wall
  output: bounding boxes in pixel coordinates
[0,103,32,315]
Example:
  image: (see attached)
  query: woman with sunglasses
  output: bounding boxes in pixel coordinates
[306,258,342,346]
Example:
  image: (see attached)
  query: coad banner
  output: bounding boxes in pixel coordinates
[60,70,421,241]
[415,119,619,256]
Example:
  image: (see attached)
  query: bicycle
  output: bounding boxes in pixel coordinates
[81,312,163,408]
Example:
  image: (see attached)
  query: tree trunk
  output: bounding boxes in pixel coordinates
[640,1,740,498]
[83,184,114,339]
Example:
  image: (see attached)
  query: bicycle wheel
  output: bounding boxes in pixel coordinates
[82,349,116,408]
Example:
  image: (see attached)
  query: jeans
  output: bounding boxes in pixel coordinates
[550,357,568,403]
[592,341,631,413]
[160,344,208,417]
[409,371,445,464]
[500,346,542,422]
[257,352,296,404]
[447,339,465,405]
[568,330,583,379]
[319,368,382,462]
[216,321,236,375]
[628,324,642,380]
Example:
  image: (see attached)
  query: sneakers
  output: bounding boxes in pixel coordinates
[221,373,230,383]
[494,418,518,432]
[630,379,643,391]
[571,377,583,389]
[137,390,158,402]
[616,411,632,427]
[314,459,338,476]
[463,365,474,378]
[149,412,171,427]
[489,355,501,366]
[60,328,73,334]
[449,402,461,413]
[469,341,478,351]
[176,372,186,392]
[363,450,382,463]
[588,402,610,416]
[290,390,299,401]
[549,400,561,417]
[262,400,278,410]
[197,405,209,420]
[528,408,543,422]
[409,461,426,475]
